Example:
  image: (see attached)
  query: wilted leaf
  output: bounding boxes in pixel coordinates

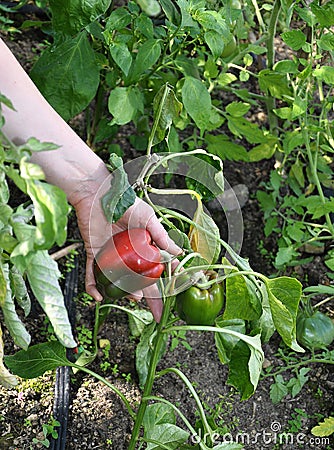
[101,153,136,223]
[1,264,31,350]
[311,416,334,437]
[266,277,303,352]
[189,199,220,264]
[26,251,76,348]
[152,84,182,145]
[0,324,18,388]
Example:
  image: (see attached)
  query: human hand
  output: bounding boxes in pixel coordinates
[72,173,181,321]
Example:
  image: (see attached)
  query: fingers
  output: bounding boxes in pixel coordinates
[142,284,164,322]
[85,254,103,302]
[146,215,182,255]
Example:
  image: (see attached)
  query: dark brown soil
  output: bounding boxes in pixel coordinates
[1,15,333,450]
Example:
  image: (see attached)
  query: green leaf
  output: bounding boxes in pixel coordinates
[145,423,189,449]
[109,42,132,76]
[184,153,224,199]
[214,317,246,364]
[181,77,212,131]
[128,309,154,338]
[217,72,237,87]
[24,178,69,249]
[226,338,260,400]
[0,171,9,203]
[286,367,310,398]
[1,264,31,350]
[105,7,132,31]
[0,93,15,110]
[226,102,250,117]
[136,322,168,388]
[128,39,162,82]
[273,59,299,74]
[313,66,334,85]
[206,134,248,161]
[270,375,289,404]
[50,0,112,34]
[0,264,6,307]
[325,258,334,272]
[310,2,334,27]
[227,116,269,144]
[108,86,144,125]
[30,32,100,121]
[26,251,76,348]
[9,266,31,316]
[0,325,18,388]
[177,0,200,29]
[195,10,229,35]
[318,33,334,51]
[152,84,183,145]
[18,138,60,153]
[215,323,264,399]
[266,277,303,352]
[258,69,291,99]
[224,272,261,321]
[159,0,181,25]
[101,153,136,223]
[294,5,316,26]
[248,139,277,162]
[143,403,176,429]
[274,246,298,267]
[4,340,71,379]
[189,199,221,264]
[251,283,275,343]
[204,30,225,59]
[134,14,154,38]
[143,402,189,449]
[212,444,243,450]
[281,30,306,50]
[311,416,334,437]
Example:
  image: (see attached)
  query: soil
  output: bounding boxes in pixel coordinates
[1,12,334,450]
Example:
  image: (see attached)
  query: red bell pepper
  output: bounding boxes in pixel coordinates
[94,228,165,299]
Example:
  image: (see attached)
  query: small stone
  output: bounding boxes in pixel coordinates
[301,242,325,254]
[262,358,272,369]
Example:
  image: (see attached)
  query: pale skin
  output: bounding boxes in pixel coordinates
[0,38,180,321]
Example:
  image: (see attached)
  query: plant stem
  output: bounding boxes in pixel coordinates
[250,0,265,33]
[314,296,334,309]
[87,83,105,147]
[127,295,174,450]
[146,83,171,156]
[302,126,334,236]
[266,0,281,134]
[157,367,214,439]
[262,356,334,379]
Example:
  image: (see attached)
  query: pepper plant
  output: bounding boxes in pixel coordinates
[22,0,334,270]
[3,87,307,449]
[0,94,76,388]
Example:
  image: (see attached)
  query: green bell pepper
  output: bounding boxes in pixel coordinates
[175,273,224,325]
[296,300,334,350]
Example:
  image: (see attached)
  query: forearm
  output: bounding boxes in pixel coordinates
[0,38,109,206]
